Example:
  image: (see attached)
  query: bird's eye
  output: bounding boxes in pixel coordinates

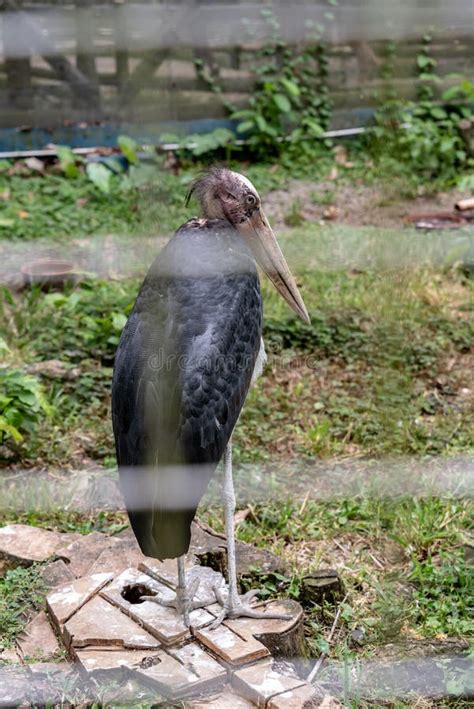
[245,194,257,206]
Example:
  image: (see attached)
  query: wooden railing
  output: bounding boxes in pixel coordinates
[0,1,472,131]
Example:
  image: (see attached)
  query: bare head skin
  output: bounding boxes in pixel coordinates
[187,167,310,324]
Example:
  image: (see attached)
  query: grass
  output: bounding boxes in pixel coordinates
[0,157,473,704]
[0,564,46,650]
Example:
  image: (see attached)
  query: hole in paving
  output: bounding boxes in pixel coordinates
[121,583,157,604]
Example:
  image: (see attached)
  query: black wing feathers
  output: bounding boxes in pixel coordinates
[112,220,262,559]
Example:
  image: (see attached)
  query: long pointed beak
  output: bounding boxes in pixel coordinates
[239,208,310,324]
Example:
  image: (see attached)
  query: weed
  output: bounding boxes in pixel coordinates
[0,564,46,649]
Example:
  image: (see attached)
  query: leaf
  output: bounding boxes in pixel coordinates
[112,312,127,331]
[430,107,447,120]
[280,78,300,97]
[236,120,254,134]
[0,417,22,442]
[0,218,14,228]
[86,162,112,194]
[273,93,291,113]
[118,135,139,165]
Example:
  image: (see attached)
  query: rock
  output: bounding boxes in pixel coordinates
[87,536,146,575]
[134,641,227,699]
[101,566,215,646]
[40,559,75,589]
[15,611,60,662]
[57,532,119,577]
[188,686,255,708]
[47,572,113,625]
[195,600,303,668]
[0,524,77,566]
[232,658,309,707]
[300,570,344,607]
[64,595,161,650]
[267,683,321,708]
[0,665,32,706]
[26,360,80,381]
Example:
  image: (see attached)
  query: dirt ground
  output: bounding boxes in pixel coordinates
[264,179,470,230]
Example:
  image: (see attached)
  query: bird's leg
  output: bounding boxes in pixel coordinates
[139,555,214,628]
[208,440,292,630]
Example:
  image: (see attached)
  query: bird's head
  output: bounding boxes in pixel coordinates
[187,167,309,324]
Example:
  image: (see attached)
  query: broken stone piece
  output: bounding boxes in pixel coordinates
[133,642,226,699]
[267,682,320,708]
[57,532,119,578]
[195,621,269,668]
[64,595,160,649]
[189,686,255,708]
[47,572,113,625]
[101,567,215,645]
[0,524,75,565]
[75,647,162,673]
[232,659,306,707]
[41,559,76,589]
[15,611,60,662]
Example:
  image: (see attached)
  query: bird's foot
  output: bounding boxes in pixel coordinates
[207,586,292,630]
[140,578,215,628]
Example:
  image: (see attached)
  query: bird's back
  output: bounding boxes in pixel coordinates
[112,219,262,559]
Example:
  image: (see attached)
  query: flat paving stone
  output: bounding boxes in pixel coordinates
[15,611,60,662]
[57,532,119,578]
[232,659,307,707]
[195,621,270,668]
[75,647,163,673]
[64,595,161,650]
[41,559,76,590]
[87,537,148,575]
[0,665,32,707]
[47,572,113,625]
[0,524,77,565]
[267,682,321,708]
[188,686,255,708]
[134,643,226,699]
[102,567,215,645]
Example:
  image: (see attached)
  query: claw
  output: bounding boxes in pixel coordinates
[206,586,292,630]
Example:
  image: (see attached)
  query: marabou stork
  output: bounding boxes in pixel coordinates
[112,166,309,628]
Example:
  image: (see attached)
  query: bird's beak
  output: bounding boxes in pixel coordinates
[239,207,310,324]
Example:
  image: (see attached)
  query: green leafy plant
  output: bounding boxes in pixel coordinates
[0,564,46,649]
[0,368,52,444]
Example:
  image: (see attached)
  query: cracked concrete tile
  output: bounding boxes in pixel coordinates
[47,572,113,625]
[101,567,215,646]
[194,622,269,667]
[0,524,76,565]
[232,660,306,707]
[15,611,60,661]
[267,683,321,708]
[63,595,160,649]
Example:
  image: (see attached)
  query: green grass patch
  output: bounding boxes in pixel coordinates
[0,564,46,650]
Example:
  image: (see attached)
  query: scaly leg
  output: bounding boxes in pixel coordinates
[208,440,291,630]
[140,555,214,627]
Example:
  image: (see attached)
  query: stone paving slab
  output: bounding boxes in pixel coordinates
[195,619,270,667]
[63,595,161,650]
[14,611,60,662]
[266,683,321,708]
[133,642,227,699]
[188,686,256,708]
[0,524,78,565]
[47,572,113,624]
[232,659,307,707]
[41,554,310,705]
[100,567,215,645]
